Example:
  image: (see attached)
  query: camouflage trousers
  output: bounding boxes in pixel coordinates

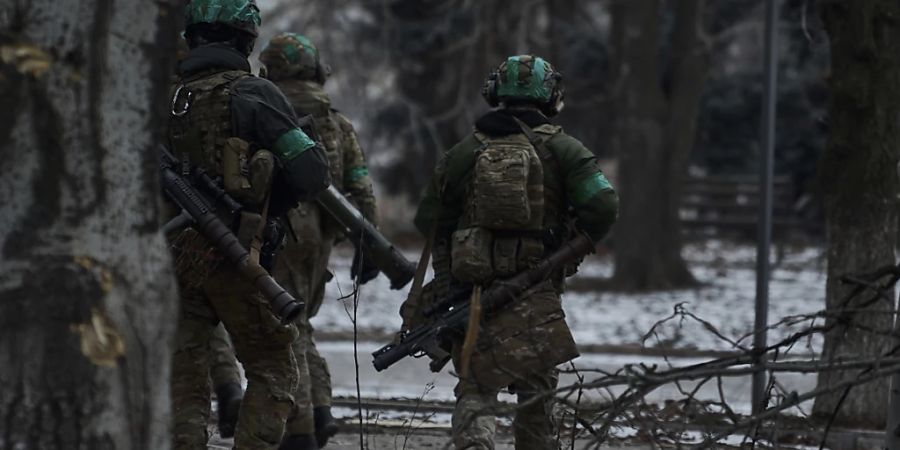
[450,283,576,450]
[452,371,559,450]
[172,263,299,450]
[273,230,335,436]
[209,323,241,390]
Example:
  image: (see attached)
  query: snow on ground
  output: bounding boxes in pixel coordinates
[315,240,827,354]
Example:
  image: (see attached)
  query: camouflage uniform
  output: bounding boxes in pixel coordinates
[168,4,331,449]
[209,324,241,390]
[209,324,243,438]
[412,55,618,450]
[261,34,377,446]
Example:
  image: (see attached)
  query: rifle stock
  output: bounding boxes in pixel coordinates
[372,233,594,372]
[159,145,303,324]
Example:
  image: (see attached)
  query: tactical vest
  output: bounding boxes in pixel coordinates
[277,80,345,192]
[169,68,278,261]
[274,79,347,249]
[169,69,251,176]
[450,124,566,285]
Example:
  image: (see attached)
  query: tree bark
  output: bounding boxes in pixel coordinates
[0,0,180,448]
[811,0,900,428]
[379,0,539,199]
[610,0,708,291]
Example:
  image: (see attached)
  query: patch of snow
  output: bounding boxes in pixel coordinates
[315,241,826,354]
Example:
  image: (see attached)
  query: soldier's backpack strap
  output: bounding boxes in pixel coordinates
[512,117,570,228]
[399,225,435,331]
[511,117,561,162]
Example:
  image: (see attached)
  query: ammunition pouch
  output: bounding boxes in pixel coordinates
[450,227,545,283]
[450,227,494,284]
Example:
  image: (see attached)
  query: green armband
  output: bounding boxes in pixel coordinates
[344,166,370,184]
[273,128,316,161]
[572,172,613,205]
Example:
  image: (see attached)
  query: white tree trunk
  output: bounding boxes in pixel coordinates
[0,0,180,448]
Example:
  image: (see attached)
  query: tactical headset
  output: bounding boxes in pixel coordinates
[482,55,564,116]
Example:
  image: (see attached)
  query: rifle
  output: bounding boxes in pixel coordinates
[372,233,594,372]
[316,185,416,289]
[159,145,304,324]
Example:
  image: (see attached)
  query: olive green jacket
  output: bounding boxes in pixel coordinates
[414,129,618,243]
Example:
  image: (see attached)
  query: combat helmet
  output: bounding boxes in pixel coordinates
[260,33,330,84]
[185,0,261,37]
[482,55,564,116]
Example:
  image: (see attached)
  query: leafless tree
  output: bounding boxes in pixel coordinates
[609,0,710,290]
[811,0,900,428]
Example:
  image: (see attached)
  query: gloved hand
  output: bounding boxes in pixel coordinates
[351,245,380,285]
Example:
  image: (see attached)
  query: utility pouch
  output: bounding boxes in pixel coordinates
[450,227,494,284]
[222,137,252,197]
[492,236,518,278]
[246,150,276,205]
[236,211,263,249]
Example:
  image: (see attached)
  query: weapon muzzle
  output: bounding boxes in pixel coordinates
[382,249,416,290]
[372,344,406,372]
[244,262,305,324]
[271,295,304,324]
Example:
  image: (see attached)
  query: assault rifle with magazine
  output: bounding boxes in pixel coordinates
[372,233,594,372]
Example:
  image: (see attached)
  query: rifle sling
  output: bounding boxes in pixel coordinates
[459,285,483,378]
[401,225,435,330]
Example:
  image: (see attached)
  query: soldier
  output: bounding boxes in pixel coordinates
[167,1,331,449]
[175,34,246,442]
[410,55,618,449]
[259,33,378,449]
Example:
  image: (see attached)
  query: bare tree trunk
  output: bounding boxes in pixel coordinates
[610,0,708,291]
[0,0,180,448]
[379,0,541,198]
[381,0,474,196]
[811,0,900,428]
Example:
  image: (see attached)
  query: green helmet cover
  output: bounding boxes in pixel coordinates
[495,55,556,103]
[185,0,261,36]
[260,33,324,82]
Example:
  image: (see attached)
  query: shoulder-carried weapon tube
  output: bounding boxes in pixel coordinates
[371,233,595,372]
[159,145,303,324]
[316,185,416,289]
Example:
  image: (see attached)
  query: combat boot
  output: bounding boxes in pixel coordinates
[314,406,339,447]
[214,382,243,438]
[279,434,318,450]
